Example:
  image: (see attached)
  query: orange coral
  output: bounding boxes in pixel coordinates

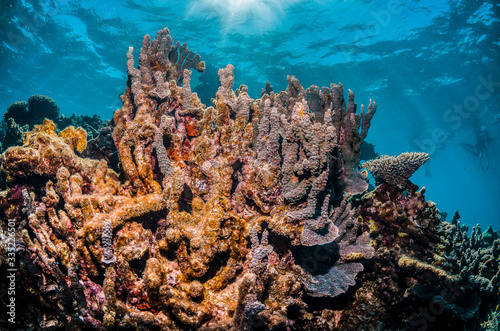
[1,119,96,180]
[58,125,87,152]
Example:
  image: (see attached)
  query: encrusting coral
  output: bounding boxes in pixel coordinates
[0,27,498,330]
[1,96,105,154]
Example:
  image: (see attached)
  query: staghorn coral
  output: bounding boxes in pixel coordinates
[362,151,429,189]
[1,27,498,331]
[432,214,500,324]
[441,215,500,294]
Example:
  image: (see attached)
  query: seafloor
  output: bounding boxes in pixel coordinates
[0,28,499,330]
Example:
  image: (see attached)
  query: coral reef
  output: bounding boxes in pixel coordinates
[27,94,60,125]
[0,118,28,153]
[55,114,105,141]
[1,96,106,154]
[1,119,93,181]
[0,27,498,331]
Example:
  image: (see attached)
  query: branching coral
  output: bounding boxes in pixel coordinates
[0,27,377,329]
[441,215,500,296]
[0,118,28,153]
[355,183,500,328]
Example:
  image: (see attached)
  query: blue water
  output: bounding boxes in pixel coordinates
[1,0,499,231]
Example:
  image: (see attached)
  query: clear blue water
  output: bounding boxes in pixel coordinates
[1,0,499,231]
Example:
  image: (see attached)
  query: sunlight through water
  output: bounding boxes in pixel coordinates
[187,0,306,35]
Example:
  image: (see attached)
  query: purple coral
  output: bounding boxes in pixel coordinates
[302,196,375,297]
[101,219,116,264]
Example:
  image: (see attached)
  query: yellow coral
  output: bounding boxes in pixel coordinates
[58,126,87,152]
[398,254,458,282]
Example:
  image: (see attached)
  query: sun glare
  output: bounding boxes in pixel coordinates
[187,0,303,35]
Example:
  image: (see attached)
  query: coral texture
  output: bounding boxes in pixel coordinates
[1,28,498,331]
[27,94,60,125]
[1,97,105,154]
[362,152,429,188]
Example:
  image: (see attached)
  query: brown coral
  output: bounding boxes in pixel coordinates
[2,26,497,331]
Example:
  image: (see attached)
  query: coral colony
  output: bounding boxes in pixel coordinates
[1,28,499,330]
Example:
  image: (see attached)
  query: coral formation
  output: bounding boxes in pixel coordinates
[0,118,27,153]
[0,27,498,331]
[3,101,28,125]
[3,95,59,128]
[1,119,93,180]
[27,94,60,125]
[1,97,105,154]
[362,151,429,188]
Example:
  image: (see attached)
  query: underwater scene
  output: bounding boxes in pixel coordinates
[0,0,499,330]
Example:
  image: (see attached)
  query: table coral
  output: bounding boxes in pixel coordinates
[362,151,429,188]
[1,27,499,331]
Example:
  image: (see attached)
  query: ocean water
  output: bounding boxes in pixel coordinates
[0,0,499,231]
